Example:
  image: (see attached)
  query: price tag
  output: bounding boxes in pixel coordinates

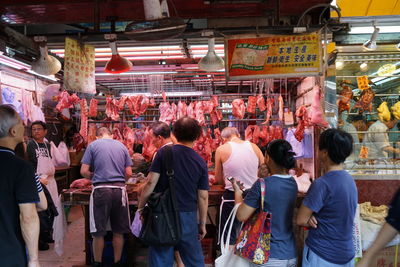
[357,76,369,90]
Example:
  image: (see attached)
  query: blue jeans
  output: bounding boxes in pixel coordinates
[149,211,205,267]
[302,245,353,267]
[250,258,297,267]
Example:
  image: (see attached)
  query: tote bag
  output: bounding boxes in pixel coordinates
[215,204,248,267]
[234,178,272,265]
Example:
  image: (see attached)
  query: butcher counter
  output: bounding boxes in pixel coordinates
[61,184,225,265]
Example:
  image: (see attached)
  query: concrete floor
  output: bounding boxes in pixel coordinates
[39,206,86,267]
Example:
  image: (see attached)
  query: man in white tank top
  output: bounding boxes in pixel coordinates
[215,127,264,245]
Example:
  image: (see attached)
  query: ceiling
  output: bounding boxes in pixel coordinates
[0,0,332,95]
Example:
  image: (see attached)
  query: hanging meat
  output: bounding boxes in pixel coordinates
[246,96,257,114]
[193,129,214,167]
[195,101,206,125]
[88,98,98,117]
[270,125,283,140]
[112,127,124,143]
[354,88,375,113]
[118,96,128,110]
[56,91,80,112]
[278,95,284,121]
[87,124,97,145]
[309,85,329,128]
[211,96,219,108]
[259,126,271,146]
[126,96,139,116]
[134,128,146,144]
[257,94,266,111]
[232,99,245,119]
[262,98,275,125]
[377,101,391,122]
[138,96,150,116]
[106,97,120,121]
[210,108,223,125]
[177,101,188,120]
[142,127,157,161]
[245,125,260,144]
[337,86,353,114]
[294,105,309,142]
[73,133,85,153]
[123,126,135,157]
[79,99,88,143]
[202,101,214,114]
[159,102,175,125]
[213,128,222,148]
[186,102,195,119]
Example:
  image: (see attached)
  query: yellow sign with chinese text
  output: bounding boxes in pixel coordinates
[357,76,369,90]
[225,32,322,80]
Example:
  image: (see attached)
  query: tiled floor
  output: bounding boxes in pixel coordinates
[39,206,86,267]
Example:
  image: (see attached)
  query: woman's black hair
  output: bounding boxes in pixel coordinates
[319,128,353,164]
[266,139,296,169]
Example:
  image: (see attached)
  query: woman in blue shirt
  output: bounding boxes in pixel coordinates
[231,139,298,267]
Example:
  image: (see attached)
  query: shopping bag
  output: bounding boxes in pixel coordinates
[50,141,70,167]
[234,178,272,265]
[215,204,248,267]
[131,210,142,238]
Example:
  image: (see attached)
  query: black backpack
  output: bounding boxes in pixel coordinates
[139,145,182,246]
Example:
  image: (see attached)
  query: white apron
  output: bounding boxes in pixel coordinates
[34,140,66,256]
[89,185,130,233]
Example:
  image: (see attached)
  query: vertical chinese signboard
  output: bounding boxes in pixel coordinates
[64,37,96,94]
[225,32,322,80]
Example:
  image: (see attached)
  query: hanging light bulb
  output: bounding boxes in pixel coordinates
[104,41,133,74]
[198,37,224,71]
[360,62,369,72]
[335,60,345,70]
[32,44,62,76]
[363,26,380,51]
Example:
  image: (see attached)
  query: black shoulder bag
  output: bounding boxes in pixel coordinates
[139,145,182,246]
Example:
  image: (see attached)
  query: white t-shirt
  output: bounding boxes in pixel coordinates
[363,120,390,159]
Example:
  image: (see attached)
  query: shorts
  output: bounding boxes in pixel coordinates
[90,187,130,237]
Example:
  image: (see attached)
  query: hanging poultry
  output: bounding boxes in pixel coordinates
[391,101,400,120]
[354,88,375,113]
[377,101,391,122]
[337,85,353,114]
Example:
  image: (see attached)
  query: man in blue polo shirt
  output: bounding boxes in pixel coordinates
[0,104,41,267]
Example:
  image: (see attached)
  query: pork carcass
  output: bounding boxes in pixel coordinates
[211,96,219,108]
[149,98,156,107]
[142,127,157,161]
[79,99,88,143]
[213,128,222,148]
[246,96,257,114]
[278,95,284,121]
[177,101,188,119]
[257,94,266,111]
[262,98,275,125]
[134,128,146,144]
[112,127,124,143]
[259,126,271,146]
[270,125,283,140]
[210,108,223,125]
[105,97,120,121]
[195,101,205,125]
[118,96,128,110]
[294,105,309,142]
[171,103,178,123]
[309,85,329,128]
[56,91,80,112]
[73,133,85,153]
[126,96,138,116]
[337,86,353,114]
[159,102,175,125]
[138,96,150,116]
[202,101,215,114]
[186,102,195,119]
[88,98,98,117]
[354,88,375,113]
[88,124,97,145]
[162,91,167,102]
[193,129,214,167]
[70,178,92,189]
[232,99,245,119]
[245,125,260,144]
[123,126,135,157]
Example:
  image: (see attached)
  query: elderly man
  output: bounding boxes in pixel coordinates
[0,104,41,267]
[81,127,133,267]
[214,127,264,246]
[151,121,173,159]
[138,117,209,267]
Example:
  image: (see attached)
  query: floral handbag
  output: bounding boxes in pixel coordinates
[234,178,272,265]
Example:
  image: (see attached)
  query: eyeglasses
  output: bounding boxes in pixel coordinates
[32,128,45,131]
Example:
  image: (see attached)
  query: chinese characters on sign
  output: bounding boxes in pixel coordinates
[64,37,96,94]
[357,76,370,90]
[225,32,322,80]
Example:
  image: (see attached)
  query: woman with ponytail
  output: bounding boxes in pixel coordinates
[231,139,298,267]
